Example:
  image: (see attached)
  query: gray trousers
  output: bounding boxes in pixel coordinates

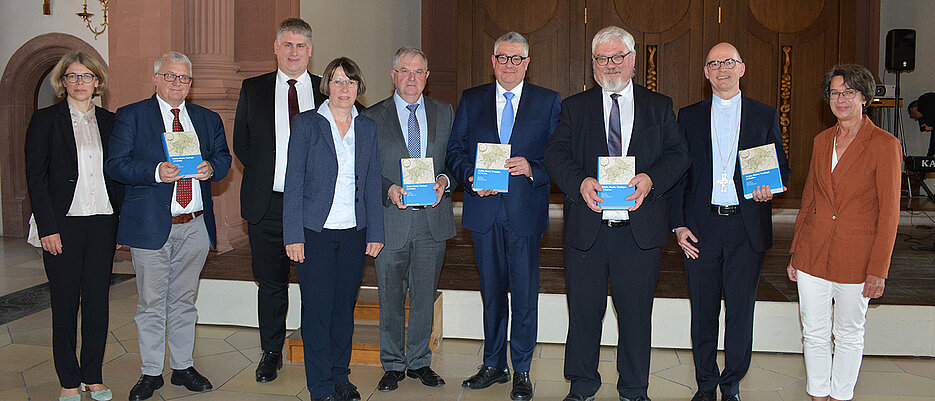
[130,215,210,375]
[374,212,445,372]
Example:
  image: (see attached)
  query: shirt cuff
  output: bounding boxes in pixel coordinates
[436,173,450,190]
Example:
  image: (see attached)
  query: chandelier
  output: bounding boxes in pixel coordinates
[76,0,109,39]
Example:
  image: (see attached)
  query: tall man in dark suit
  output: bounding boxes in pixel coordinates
[447,31,561,401]
[543,26,690,401]
[361,47,455,392]
[670,43,790,401]
[105,51,232,401]
[232,18,325,383]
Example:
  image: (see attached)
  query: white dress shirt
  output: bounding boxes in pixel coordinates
[273,69,317,192]
[601,80,635,220]
[710,91,742,206]
[393,92,428,157]
[66,103,113,216]
[154,95,203,215]
[319,99,358,229]
[495,80,524,138]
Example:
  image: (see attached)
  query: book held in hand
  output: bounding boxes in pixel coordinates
[161,131,202,178]
[597,156,636,209]
[473,143,511,193]
[738,143,785,199]
[400,157,437,206]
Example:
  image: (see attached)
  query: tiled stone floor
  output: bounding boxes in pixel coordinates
[1,239,934,400]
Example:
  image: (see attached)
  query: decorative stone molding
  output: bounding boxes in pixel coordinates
[778,46,792,159]
[645,45,658,93]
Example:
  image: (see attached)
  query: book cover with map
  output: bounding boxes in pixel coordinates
[738,143,785,199]
[597,156,636,209]
[161,131,202,178]
[473,143,511,192]
[400,157,436,206]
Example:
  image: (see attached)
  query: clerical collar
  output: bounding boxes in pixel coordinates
[714,91,741,106]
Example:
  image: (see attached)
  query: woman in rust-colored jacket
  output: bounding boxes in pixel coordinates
[787,64,901,401]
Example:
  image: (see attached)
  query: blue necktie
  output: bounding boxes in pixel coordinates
[608,93,622,156]
[406,103,420,158]
[500,92,515,144]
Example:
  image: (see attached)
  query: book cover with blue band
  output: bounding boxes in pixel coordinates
[472,143,510,193]
[597,156,636,209]
[161,131,202,178]
[400,157,437,206]
[739,144,785,199]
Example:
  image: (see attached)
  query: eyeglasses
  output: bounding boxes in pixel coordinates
[63,73,96,83]
[331,78,359,88]
[494,54,528,65]
[593,51,632,66]
[705,58,742,70]
[828,89,860,100]
[394,68,427,77]
[156,72,193,84]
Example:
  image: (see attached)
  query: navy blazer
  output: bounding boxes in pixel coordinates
[105,95,232,249]
[282,110,384,246]
[544,85,690,251]
[669,95,791,253]
[446,82,561,236]
[25,100,123,237]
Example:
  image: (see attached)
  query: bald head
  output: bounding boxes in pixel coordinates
[704,42,745,99]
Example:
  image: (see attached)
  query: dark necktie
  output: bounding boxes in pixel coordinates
[171,108,192,208]
[287,79,299,126]
[406,103,421,158]
[608,93,622,156]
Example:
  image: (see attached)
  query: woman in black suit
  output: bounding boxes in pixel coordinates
[25,52,122,401]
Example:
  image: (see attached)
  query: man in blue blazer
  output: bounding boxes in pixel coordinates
[544,26,690,401]
[105,51,231,401]
[446,31,561,401]
[669,43,790,401]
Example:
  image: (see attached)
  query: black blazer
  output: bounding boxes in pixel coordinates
[669,95,791,253]
[233,70,325,224]
[544,85,690,251]
[25,100,122,237]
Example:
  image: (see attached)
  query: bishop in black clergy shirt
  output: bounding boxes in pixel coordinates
[669,43,789,401]
[232,18,324,383]
[543,26,689,401]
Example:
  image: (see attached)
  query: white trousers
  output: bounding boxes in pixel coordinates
[796,270,870,400]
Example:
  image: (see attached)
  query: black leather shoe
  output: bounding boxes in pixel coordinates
[377,371,405,391]
[334,381,360,401]
[722,395,741,401]
[619,396,651,401]
[692,390,717,401]
[461,365,510,389]
[255,351,283,383]
[563,393,595,401]
[128,374,163,401]
[510,371,533,400]
[406,366,445,387]
[170,367,212,392]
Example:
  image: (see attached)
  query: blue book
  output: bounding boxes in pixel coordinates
[597,156,636,209]
[472,143,510,193]
[161,131,202,178]
[738,144,785,199]
[400,158,437,206]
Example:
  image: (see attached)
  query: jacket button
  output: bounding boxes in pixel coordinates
[831,215,836,220]
[355,198,359,202]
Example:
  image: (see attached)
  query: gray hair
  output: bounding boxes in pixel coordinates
[277,18,313,45]
[591,26,636,55]
[493,31,529,57]
[393,47,429,70]
[153,51,192,75]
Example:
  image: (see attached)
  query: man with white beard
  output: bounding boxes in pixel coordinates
[543,25,690,401]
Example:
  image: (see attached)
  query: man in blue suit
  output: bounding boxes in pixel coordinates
[446,31,561,401]
[669,42,790,401]
[105,51,231,401]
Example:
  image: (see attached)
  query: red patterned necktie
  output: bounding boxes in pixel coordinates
[287,79,299,126]
[171,108,192,208]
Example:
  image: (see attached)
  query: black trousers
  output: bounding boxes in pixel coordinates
[247,191,293,353]
[296,227,366,398]
[563,224,660,399]
[684,212,764,396]
[42,214,117,388]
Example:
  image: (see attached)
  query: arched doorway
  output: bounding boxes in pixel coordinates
[0,33,107,237]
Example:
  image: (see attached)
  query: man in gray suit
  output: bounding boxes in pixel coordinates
[361,47,456,392]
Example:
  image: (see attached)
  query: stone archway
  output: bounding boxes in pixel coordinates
[0,33,107,237]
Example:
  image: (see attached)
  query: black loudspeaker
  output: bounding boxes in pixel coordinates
[885,29,916,71]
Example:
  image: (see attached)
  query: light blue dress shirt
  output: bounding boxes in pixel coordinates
[393,92,428,157]
[318,99,358,229]
[710,91,742,206]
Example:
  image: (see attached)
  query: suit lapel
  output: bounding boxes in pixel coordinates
[425,98,438,159]
[483,84,500,144]
[512,84,533,143]
[382,99,408,158]
[732,97,749,189]
[319,115,337,159]
[146,96,168,161]
[831,116,873,188]
[585,88,608,161]
[261,73,277,151]
[56,101,79,167]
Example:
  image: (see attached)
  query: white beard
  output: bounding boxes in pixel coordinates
[595,71,627,92]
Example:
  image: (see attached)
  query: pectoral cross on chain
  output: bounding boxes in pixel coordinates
[717,173,731,193]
